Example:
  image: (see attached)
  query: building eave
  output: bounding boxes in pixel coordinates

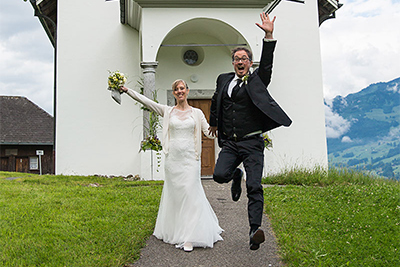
[1,142,53,146]
[29,0,57,47]
[318,0,343,26]
[120,0,277,31]
[128,0,274,8]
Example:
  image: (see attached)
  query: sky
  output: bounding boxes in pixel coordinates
[0,0,54,115]
[1,0,400,127]
[320,0,400,139]
[320,0,400,100]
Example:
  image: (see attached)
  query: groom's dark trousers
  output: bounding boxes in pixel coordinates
[210,40,292,230]
[214,137,265,228]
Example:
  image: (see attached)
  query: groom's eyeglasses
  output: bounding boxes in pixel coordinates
[233,57,250,63]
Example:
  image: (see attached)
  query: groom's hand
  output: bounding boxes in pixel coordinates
[208,126,218,137]
[255,12,276,39]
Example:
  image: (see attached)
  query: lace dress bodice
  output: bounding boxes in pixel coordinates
[168,108,196,157]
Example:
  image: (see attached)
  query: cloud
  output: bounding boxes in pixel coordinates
[341,136,353,143]
[387,82,399,93]
[325,105,351,138]
[320,0,400,99]
[383,126,400,142]
[0,1,54,115]
[0,1,38,38]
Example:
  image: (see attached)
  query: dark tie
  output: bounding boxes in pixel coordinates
[231,79,241,98]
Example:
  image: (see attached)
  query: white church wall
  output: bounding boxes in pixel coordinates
[156,34,232,96]
[263,0,328,175]
[141,8,267,63]
[143,4,328,176]
[55,0,328,178]
[56,0,143,176]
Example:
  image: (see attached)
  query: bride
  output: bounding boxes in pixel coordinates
[120,79,223,252]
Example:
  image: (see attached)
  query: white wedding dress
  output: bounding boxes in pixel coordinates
[153,108,223,249]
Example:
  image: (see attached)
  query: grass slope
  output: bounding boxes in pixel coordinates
[1,170,399,266]
[263,168,400,266]
[0,172,162,266]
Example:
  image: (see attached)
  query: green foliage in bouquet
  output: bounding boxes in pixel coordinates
[263,133,272,150]
[137,80,162,151]
[140,135,162,152]
[140,94,163,154]
[136,79,163,171]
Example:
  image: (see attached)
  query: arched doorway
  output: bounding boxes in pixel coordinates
[156,18,249,175]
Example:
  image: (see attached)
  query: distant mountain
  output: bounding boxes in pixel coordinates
[326,77,400,179]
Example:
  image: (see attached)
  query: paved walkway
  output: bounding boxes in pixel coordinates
[132,179,283,267]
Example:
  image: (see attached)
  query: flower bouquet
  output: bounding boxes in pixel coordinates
[107,70,127,104]
[262,133,272,150]
[140,135,162,152]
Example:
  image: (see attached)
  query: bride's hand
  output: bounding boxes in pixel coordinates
[120,86,128,93]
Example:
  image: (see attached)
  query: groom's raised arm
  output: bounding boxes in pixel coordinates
[255,13,277,88]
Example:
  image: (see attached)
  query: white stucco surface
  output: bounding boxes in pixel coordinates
[55,0,327,178]
[56,0,143,176]
[263,0,328,174]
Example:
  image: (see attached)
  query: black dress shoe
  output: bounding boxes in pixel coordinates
[231,168,243,202]
[249,228,265,250]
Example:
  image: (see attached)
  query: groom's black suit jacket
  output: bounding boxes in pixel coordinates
[210,40,292,147]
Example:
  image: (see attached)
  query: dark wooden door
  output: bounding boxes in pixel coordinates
[0,157,8,171]
[15,157,29,173]
[188,99,215,176]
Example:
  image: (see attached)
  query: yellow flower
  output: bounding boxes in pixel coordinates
[242,74,249,84]
[107,70,127,91]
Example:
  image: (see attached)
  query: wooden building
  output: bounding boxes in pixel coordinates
[0,96,54,174]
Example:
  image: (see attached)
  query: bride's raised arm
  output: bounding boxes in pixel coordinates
[121,86,166,117]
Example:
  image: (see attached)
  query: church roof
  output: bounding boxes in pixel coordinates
[0,96,54,145]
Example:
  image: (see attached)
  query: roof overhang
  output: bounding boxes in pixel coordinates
[120,0,276,31]
[120,0,314,31]
[263,0,341,25]
[29,0,57,47]
[1,142,54,146]
[264,0,305,14]
[318,0,343,25]
[127,0,275,8]
[29,0,342,48]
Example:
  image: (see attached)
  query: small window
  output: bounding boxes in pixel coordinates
[183,50,199,65]
[30,157,39,170]
[5,149,18,156]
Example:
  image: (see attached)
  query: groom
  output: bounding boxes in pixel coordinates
[209,13,292,250]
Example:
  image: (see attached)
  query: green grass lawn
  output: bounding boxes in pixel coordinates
[1,169,399,266]
[262,168,400,266]
[0,172,162,266]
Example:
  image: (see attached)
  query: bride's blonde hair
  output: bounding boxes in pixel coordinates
[171,79,189,90]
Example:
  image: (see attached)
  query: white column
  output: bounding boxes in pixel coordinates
[140,61,158,138]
